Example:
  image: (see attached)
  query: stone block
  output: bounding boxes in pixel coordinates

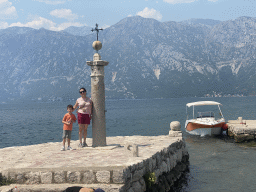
[148,158,154,172]
[168,146,175,156]
[113,170,125,184]
[9,172,16,181]
[169,130,182,137]
[234,134,254,142]
[152,157,157,170]
[123,168,131,180]
[25,172,40,184]
[166,158,171,172]
[139,177,146,192]
[160,161,168,174]
[132,168,144,182]
[154,169,161,181]
[233,128,246,135]
[142,159,149,173]
[129,164,136,172]
[96,171,110,183]
[127,188,135,192]
[161,147,168,158]
[16,173,24,184]
[132,180,143,192]
[176,149,183,162]
[67,171,80,183]
[155,152,162,167]
[40,172,52,184]
[138,161,144,169]
[228,129,234,137]
[182,146,189,157]
[243,128,256,135]
[173,154,177,168]
[53,171,66,183]
[82,170,95,184]
[1,171,8,179]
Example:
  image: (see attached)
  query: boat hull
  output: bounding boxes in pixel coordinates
[186,122,225,131]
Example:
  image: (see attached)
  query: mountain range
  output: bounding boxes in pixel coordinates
[1,16,256,102]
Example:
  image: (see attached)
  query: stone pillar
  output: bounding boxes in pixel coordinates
[87,41,109,147]
[169,121,182,137]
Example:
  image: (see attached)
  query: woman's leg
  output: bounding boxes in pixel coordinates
[78,124,85,144]
[83,124,89,144]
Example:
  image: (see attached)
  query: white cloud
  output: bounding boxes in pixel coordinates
[101,24,110,29]
[0,21,8,29]
[136,7,162,21]
[10,17,56,30]
[56,22,84,30]
[34,0,66,5]
[208,0,218,2]
[163,0,197,4]
[8,17,84,31]
[0,0,18,19]
[50,9,78,20]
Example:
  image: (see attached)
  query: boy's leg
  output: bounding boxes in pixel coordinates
[67,138,70,147]
[62,130,66,147]
[63,138,66,146]
[68,130,71,147]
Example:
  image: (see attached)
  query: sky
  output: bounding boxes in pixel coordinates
[0,0,256,31]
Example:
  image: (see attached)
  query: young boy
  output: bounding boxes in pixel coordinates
[61,105,77,151]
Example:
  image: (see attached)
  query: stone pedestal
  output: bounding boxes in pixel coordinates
[169,121,182,137]
[87,53,109,147]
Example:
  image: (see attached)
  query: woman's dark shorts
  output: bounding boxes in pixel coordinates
[77,113,90,124]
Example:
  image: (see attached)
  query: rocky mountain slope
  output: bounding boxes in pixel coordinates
[1,16,256,101]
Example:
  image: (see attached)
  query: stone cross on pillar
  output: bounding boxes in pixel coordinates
[87,25,108,147]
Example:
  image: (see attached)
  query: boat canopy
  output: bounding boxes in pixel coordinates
[186,101,222,108]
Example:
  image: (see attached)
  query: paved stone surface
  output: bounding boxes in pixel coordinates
[0,135,186,192]
[0,135,181,172]
[228,120,256,133]
[227,119,256,142]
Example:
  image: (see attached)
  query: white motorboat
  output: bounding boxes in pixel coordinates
[185,101,225,136]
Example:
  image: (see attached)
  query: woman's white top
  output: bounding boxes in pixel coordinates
[76,97,92,114]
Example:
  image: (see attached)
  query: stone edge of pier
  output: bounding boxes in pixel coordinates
[228,118,256,142]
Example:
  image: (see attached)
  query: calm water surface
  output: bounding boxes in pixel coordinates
[1,97,256,191]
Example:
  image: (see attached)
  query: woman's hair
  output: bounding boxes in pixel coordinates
[79,87,86,92]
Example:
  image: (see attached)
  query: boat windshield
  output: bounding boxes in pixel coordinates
[197,111,214,118]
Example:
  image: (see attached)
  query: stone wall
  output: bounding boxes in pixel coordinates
[122,138,189,192]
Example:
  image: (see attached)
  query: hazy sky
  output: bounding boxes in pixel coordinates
[0,0,255,31]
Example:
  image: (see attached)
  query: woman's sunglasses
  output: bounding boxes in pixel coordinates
[80,91,86,94]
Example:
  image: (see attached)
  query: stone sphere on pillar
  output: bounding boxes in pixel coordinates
[170,121,181,131]
[92,41,102,51]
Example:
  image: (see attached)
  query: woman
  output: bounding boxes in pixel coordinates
[73,88,92,147]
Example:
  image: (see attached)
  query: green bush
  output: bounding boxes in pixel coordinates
[143,172,156,189]
[0,174,14,186]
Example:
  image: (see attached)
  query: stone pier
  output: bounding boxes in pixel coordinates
[0,124,189,192]
[227,117,256,142]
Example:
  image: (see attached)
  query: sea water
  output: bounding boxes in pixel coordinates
[1,96,256,191]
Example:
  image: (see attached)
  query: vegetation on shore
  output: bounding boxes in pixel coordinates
[0,174,14,186]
